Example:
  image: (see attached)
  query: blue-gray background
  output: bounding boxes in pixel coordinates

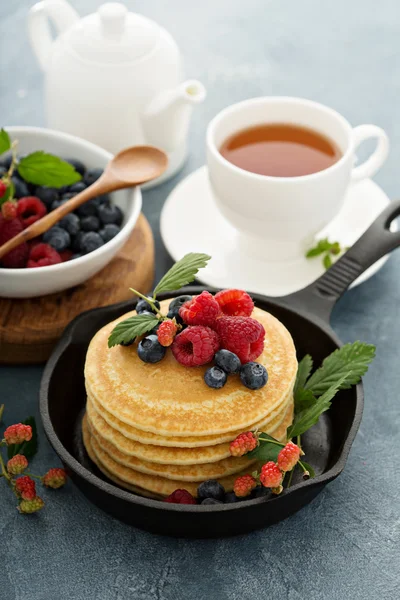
[1,1,399,598]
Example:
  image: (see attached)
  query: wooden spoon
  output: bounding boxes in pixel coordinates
[0,145,168,260]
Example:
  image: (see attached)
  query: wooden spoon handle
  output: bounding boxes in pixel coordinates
[0,175,124,261]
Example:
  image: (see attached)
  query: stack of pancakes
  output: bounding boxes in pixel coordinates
[82,299,297,499]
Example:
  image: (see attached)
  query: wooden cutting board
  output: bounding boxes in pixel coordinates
[0,213,154,365]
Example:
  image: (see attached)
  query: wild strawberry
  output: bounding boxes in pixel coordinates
[171,326,220,367]
[164,489,196,504]
[42,468,67,489]
[18,496,45,514]
[157,319,178,347]
[179,291,220,327]
[277,442,303,472]
[215,289,254,317]
[1,200,17,220]
[15,476,36,500]
[215,316,265,363]
[259,461,283,489]
[7,454,28,475]
[233,474,257,497]
[230,431,258,457]
[0,180,7,198]
[3,423,32,445]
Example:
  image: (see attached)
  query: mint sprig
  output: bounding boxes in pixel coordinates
[18,152,82,188]
[108,313,159,348]
[0,128,11,155]
[153,253,211,296]
[306,237,346,271]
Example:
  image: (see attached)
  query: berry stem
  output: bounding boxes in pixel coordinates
[298,460,310,479]
[258,436,285,447]
[286,467,295,488]
[296,435,302,450]
[0,403,4,422]
[25,472,42,480]
[129,288,164,318]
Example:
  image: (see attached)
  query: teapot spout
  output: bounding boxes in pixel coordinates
[143,80,206,152]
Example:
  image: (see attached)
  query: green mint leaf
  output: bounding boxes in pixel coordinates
[0,181,15,207]
[305,341,376,396]
[330,241,341,255]
[323,253,332,270]
[247,438,283,463]
[153,253,211,296]
[305,238,333,258]
[287,373,349,438]
[108,314,159,348]
[294,355,313,398]
[294,388,317,414]
[300,461,315,478]
[18,152,82,188]
[7,416,38,460]
[0,128,11,155]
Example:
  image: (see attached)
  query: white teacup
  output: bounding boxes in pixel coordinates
[206,97,389,261]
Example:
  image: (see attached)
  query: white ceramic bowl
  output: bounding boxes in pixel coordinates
[0,127,142,298]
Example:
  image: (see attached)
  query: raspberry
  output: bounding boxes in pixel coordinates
[215,289,254,317]
[277,442,303,472]
[1,200,17,221]
[164,489,196,504]
[171,326,220,367]
[42,468,67,489]
[15,476,36,500]
[216,316,265,364]
[0,180,7,198]
[17,196,47,228]
[157,319,178,347]
[27,243,62,268]
[179,291,220,327]
[0,216,29,268]
[230,431,258,457]
[18,496,45,514]
[59,249,73,262]
[7,454,28,475]
[259,462,283,489]
[3,423,32,445]
[233,474,257,497]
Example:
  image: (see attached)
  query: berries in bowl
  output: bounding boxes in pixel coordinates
[0,126,141,298]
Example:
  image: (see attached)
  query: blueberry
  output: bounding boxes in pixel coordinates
[224,491,241,504]
[61,192,77,201]
[35,186,59,208]
[65,158,86,177]
[51,199,69,211]
[99,223,120,243]
[136,297,160,315]
[43,227,71,252]
[0,155,12,170]
[71,253,82,260]
[76,199,98,217]
[80,231,104,254]
[120,338,136,347]
[59,213,80,236]
[240,362,268,390]
[201,498,223,505]
[97,202,123,226]
[81,215,100,232]
[214,349,241,374]
[0,166,7,177]
[84,167,103,186]
[12,176,29,198]
[149,321,162,335]
[71,232,85,252]
[197,480,225,502]
[167,309,184,325]
[252,485,271,499]
[68,181,87,194]
[137,335,166,363]
[204,366,227,389]
[93,193,110,206]
[168,295,192,312]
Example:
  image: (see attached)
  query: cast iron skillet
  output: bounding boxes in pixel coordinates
[40,200,400,538]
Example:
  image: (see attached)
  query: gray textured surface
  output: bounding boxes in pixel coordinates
[1,1,400,598]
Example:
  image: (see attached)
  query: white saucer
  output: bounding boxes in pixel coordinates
[160,166,392,297]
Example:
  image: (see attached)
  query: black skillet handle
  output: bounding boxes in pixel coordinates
[279,199,400,323]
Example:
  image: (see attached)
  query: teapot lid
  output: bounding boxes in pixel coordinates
[65,2,160,64]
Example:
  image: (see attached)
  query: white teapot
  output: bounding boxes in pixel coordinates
[28,0,206,185]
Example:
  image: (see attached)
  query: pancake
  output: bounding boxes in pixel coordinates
[86,394,293,465]
[83,409,293,496]
[85,300,297,437]
[86,380,294,447]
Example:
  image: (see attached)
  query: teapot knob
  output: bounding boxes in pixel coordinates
[98,2,128,38]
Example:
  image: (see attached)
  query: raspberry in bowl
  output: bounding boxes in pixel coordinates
[0,126,141,298]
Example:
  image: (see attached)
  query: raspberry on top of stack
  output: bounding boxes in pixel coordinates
[82,287,297,499]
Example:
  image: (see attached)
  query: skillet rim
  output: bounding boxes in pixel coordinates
[39,286,364,513]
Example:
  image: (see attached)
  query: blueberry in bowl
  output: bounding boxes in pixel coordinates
[0,126,142,298]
